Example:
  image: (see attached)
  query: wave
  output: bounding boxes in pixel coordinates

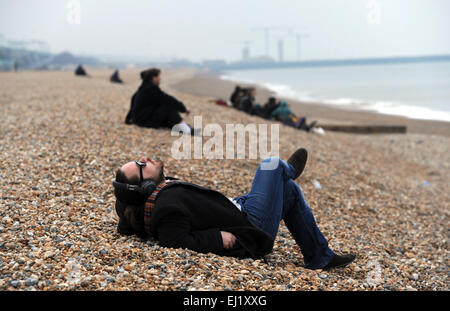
[220,74,450,122]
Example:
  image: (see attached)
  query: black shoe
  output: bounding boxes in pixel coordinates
[287,148,308,179]
[306,120,318,132]
[323,253,356,270]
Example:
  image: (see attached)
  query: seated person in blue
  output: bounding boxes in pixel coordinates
[271,101,316,132]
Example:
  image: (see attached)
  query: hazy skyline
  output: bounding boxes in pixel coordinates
[1,0,449,63]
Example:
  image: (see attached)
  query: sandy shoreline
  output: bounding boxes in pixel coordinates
[172,70,450,137]
[0,68,449,291]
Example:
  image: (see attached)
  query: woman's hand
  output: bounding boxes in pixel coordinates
[220,231,236,249]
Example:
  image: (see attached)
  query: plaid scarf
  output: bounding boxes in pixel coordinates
[144,179,179,234]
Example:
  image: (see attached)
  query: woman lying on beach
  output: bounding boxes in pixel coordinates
[112,148,356,270]
[270,101,317,132]
[125,68,195,135]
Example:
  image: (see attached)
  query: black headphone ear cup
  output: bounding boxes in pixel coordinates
[113,181,128,192]
[140,179,157,197]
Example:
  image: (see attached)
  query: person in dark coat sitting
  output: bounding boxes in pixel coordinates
[238,87,256,113]
[125,68,194,135]
[263,97,281,117]
[230,85,242,108]
[75,64,87,76]
[231,87,245,109]
[112,148,356,270]
[110,69,123,83]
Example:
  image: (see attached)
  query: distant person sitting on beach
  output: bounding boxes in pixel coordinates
[112,148,356,270]
[248,96,281,119]
[110,69,123,84]
[238,87,256,113]
[249,102,278,119]
[263,97,281,116]
[230,85,242,107]
[75,64,87,76]
[271,101,317,132]
[231,86,246,109]
[125,68,196,135]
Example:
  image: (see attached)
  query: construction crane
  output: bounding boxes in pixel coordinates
[271,33,290,63]
[252,26,307,60]
[251,27,285,58]
[294,33,309,62]
[284,27,309,62]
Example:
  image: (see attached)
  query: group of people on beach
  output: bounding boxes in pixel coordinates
[75,64,124,84]
[110,67,356,271]
[122,67,319,136]
[227,85,317,132]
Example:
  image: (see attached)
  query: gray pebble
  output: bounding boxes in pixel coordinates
[26,278,39,287]
[106,276,115,283]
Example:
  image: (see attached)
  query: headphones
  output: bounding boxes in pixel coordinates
[112,179,157,199]
[113,160,160,200]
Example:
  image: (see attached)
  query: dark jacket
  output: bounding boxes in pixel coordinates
[125,81,187,128]
[230,88,242,106]
[271,101,296,122]
[110,70,123,83]
[238,95,254,113]
[75,65,87,76]
[115,181,274,259]
[263,100,280,116]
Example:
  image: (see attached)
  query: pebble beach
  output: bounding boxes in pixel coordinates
[0,68,448,291]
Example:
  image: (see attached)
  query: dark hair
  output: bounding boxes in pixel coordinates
[114,169,148,238]
[140,68,160,81]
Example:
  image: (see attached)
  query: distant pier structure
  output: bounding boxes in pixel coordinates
[208,54,450,71]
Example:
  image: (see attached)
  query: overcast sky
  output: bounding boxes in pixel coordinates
[1,0,449,62]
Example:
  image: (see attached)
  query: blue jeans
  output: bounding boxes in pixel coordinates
[234,157,335,269]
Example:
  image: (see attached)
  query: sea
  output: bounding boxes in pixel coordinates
[221,61,450,122]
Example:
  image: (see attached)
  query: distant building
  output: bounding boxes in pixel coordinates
[242,46,250,61]
[165,58,197,68]
[235,55,275,65]
[50,51,79,66]
[201,59,227,69]
[278,40,284,63]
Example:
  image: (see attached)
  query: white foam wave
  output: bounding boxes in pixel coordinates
[321,97,450,121]
[366,101,450,122]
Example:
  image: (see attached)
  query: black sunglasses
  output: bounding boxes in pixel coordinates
[135,160,146,183]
